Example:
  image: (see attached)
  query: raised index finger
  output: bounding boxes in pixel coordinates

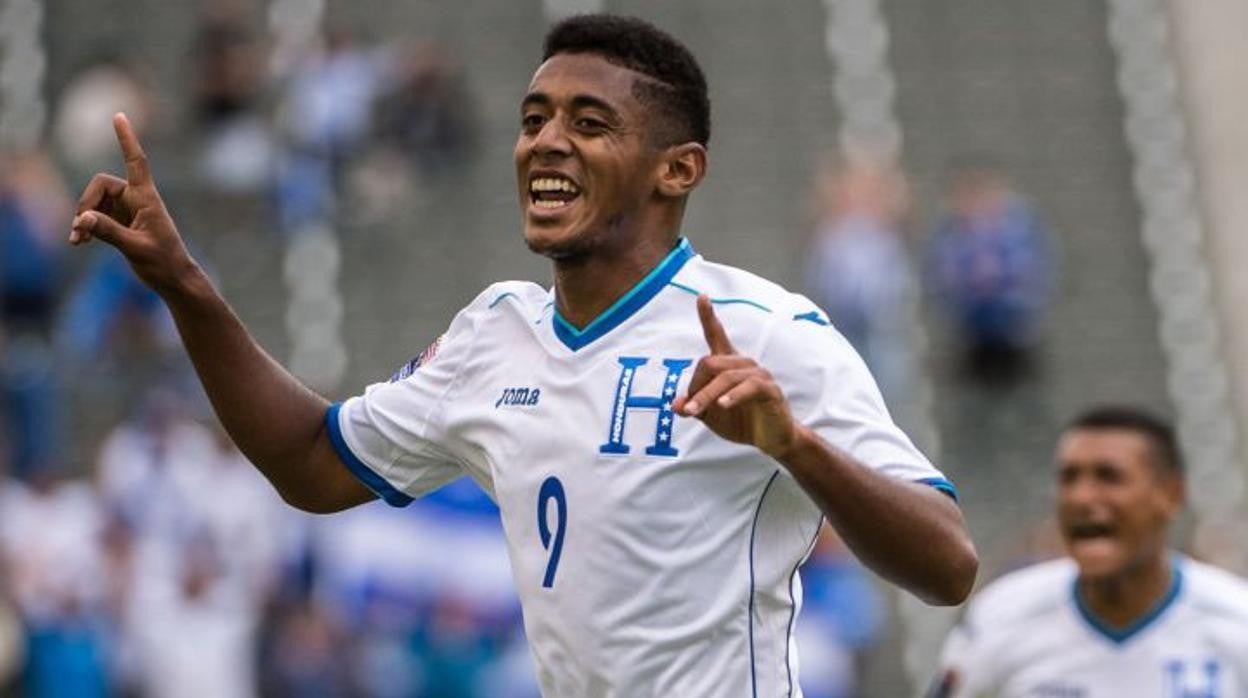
[112,112,150,184]
[697,294,736,355]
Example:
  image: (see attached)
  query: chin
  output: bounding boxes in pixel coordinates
[1074,559,1125,582]
[1067,543,1127,581]
[523,223,599,261]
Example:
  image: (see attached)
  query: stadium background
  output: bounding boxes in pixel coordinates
[1,0,1246,695]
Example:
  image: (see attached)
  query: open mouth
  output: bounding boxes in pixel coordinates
[1066,521,1115,541]
[529,175,582,210]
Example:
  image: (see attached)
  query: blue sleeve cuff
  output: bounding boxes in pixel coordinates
[917,477,959,502]
[326,402,414,508]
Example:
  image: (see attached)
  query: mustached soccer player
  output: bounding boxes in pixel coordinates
[70,14,977,696]
[931,406,1248,698]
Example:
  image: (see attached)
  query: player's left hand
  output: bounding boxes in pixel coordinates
[673,295,802,459]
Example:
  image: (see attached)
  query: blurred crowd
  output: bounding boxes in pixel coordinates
[0,5,904,698]
[803,154,1054,396]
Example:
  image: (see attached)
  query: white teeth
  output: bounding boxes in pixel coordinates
[530,177,580,194]
[534,199,568,209]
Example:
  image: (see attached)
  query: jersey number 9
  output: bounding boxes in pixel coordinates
[537,476,567,588]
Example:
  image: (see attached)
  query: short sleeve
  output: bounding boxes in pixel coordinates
[327,293,487,507]
[761,298,956,499]
[929,619,991,698]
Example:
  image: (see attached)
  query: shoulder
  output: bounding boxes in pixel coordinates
[468,280,549,316]
[1180,556,1248,623]
[388,281,547,382]
[446,280,549,336]
[961,558,1077,638]
[676,256,822,319]
[675,255,843,349]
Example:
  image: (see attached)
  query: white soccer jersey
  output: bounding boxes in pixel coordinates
[329,238,953,697]
[932,556,1248,698]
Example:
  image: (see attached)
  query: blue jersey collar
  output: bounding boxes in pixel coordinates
[1072,557,1183,645]
[553,237,694,351]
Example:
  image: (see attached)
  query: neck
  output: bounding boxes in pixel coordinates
[1077,553,1173,630]
[553,233,678,329]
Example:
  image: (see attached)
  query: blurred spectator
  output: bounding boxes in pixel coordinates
[276,30,387,232]
[193,2,276,194]
[795,526,886,698]
[350,41,477,222]
[0,335,64,482]
[0,464,111,698]
[57,249,175,360]
[298,478,533,697]
[54,248,183,428]
[96,390,287,698]
[265,598,350,697]
[371,41,475,178]
[804,154,915,401]
[927,159,1053,385]
[51,58,154,182]
[0,149,70,480]
[0,150,68,335]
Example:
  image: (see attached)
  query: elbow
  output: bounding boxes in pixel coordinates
[281,493,339,515]
[921,537,979,606]
[269,472,352,515]
[276,486,353,515]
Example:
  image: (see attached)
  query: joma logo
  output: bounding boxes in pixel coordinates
[496,387,541,408]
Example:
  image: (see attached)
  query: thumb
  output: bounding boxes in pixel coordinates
[72,210,136,250]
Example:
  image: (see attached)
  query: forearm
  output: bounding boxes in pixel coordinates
[69,115,369,512]
[159,264,362,511]
[776,426,978,605]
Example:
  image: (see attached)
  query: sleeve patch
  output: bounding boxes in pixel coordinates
[390,334,445,382]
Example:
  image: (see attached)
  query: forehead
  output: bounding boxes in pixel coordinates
[525,52,643,108]
[1056,428,1154,471]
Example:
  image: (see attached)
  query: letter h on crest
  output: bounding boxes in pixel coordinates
[599,357,693,457]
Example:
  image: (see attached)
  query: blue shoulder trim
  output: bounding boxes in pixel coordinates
[488,291,518,309]
[918,477,959,502]
[667,281,773,314]
[793,310,830,326]
[553,237,695,351]
[1073,558,1183,645]
[325,402,414,507]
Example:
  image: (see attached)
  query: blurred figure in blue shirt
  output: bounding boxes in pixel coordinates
[928,159,1053,385]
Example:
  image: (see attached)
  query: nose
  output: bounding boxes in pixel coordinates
[1061,472,1100,509]
[531,116,572,159]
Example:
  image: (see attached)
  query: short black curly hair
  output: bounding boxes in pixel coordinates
[1067,405,1183,475]
[542,14,711,148]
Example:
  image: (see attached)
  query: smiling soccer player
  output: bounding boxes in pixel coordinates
[70,14,976,697]
[932,406,1248,698]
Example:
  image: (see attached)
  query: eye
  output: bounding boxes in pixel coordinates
[575,117,608,132]
[522,113,546,131]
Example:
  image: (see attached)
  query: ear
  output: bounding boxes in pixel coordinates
[1157,471,1186,519]
[655,143,707,198]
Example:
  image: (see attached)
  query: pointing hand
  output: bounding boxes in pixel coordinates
[69,113,195,294]
[672,295,800,459]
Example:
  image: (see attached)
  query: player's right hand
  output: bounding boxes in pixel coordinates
[70,112,195,294]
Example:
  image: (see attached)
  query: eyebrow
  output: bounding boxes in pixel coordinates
[521,92,622,120]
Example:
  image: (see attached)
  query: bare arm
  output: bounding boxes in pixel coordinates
[672,295,977,605]
[70,113,372,513]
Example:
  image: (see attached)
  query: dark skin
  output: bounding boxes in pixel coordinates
[70,51,976,605]
[514,53,702,327]
[1056,428,1183,628]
